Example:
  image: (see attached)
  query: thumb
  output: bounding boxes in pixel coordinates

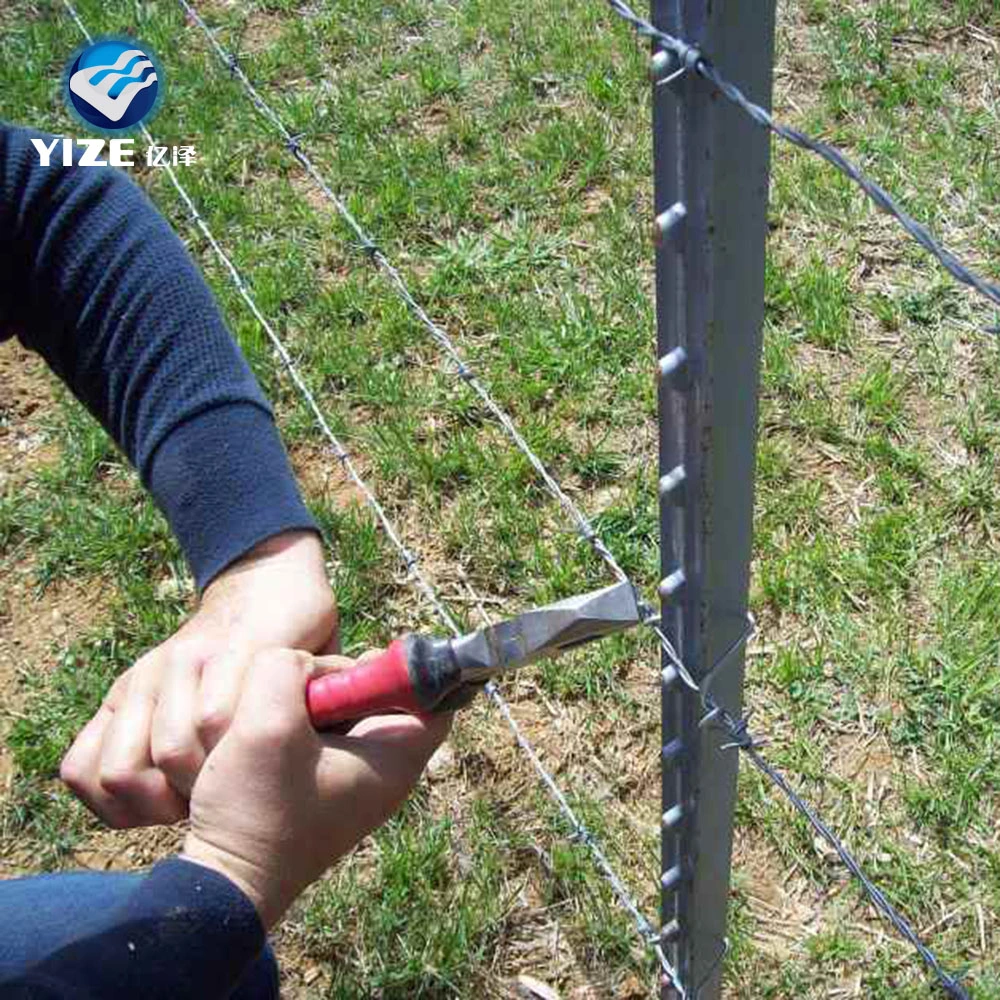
[317,711,449,799]
[310,654,358,677]
[309,648,386,678]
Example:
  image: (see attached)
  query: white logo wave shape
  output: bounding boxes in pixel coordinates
[69,48,157,123]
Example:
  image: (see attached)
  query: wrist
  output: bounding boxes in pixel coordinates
[205,529,326,592]
[198,529,338,653]
[182,833,288,931]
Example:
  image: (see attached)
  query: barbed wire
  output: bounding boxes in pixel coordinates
[173,0,719,745]
[172,2,973,995]
[603,5,974,996]
[722,721,970,999]
[609,3,973,995]
[173,0,637,586]
[607,0,1000,327]
[686,625,969,997]
[58,1,681,992]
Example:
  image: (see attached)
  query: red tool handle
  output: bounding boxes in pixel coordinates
[306,638,423,728]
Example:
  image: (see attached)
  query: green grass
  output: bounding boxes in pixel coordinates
[300,799,510,998]
[2,0,1000,996]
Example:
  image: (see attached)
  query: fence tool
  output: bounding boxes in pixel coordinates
[306,580,641,726]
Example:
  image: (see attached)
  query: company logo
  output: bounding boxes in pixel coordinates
[65,37,162,132]
[36,36,194,170]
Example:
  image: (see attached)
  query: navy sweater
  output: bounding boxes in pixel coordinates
[0,122,317,589]
[0,123,315,994]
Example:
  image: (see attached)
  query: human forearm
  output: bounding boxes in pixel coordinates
[0,121,315,588]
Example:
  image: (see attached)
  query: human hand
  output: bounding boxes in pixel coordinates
[182,648,450,929]
[60,530,338,828]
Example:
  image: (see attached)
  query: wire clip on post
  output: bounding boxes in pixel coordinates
[654,201,687,249]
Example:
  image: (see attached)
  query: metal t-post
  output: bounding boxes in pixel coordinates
[651,2,775,997]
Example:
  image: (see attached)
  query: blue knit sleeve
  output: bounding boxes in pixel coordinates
[0,121,317,588]
[0,858,272,1000]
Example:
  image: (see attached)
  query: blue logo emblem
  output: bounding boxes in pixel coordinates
[65,37,163,133]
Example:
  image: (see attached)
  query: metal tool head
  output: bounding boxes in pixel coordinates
[450,580,642,682]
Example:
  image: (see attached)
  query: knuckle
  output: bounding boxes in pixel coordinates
[99,766,143,798]
[104,671,131,705]
[200,651,228,674]
[151,741,199,778]
[168,636,212,670]
[196,705,231,744]
[259,713,299,745]
[238,712,297,750]
[59,754,84,791]
[253,647,310,673]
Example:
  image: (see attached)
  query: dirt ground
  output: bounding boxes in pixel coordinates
[0,341,61,854]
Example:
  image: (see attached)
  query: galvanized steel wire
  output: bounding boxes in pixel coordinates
[608,3,974,995]
[173,0,711,731]
[174,0,637,591]
[608,0,1000,324]
[173,1,973,995]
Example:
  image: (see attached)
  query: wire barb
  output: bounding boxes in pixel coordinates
[172,4,694,986]
[486,682,687,996]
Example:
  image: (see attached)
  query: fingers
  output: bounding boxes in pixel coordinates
[98,661,188,826]
[346,710,452,748]
[310,654,358,678]
[63,640,388,830]
[60,705,134,829]
[312,724,442,840]
[61,649,197,828]
[60,674,123,794]
[195,647,251,752]
[150,655,205,798]
[62,680,189,828]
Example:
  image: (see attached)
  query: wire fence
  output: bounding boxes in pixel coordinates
[172,3,976,996]
[59,0,984,996]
